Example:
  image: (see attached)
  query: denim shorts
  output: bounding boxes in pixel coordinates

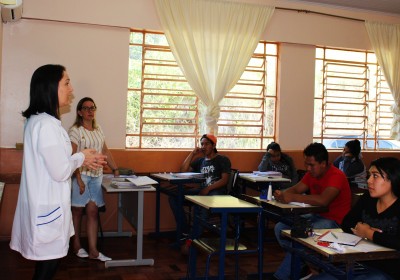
[71,174,105,207]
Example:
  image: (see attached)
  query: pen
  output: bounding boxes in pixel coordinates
[331,232,338,239]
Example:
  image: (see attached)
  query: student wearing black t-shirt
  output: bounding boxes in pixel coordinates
[258,141,298,189]
[169,134,231,234]
[310,157,400,280]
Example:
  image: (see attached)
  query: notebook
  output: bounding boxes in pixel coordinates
[111,181,137,189]
[252,171,282,177]
[127,176,158,186]
[318,230,362,246]
[173,172,204,179]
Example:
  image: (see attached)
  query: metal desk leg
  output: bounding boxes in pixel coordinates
[155,184,161,236]
[218,212,228,280]
[105,191,154,268]
[188,205,201,279]
[257,211,264,280]
[175,183,185,246]
[345,260,355,280]
[290,240,302,280]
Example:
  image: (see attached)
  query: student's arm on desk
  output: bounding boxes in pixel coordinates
[350,221,400,250]
[274,181,308,203]
[371,227,400,250]
[342,194,400,250]
[274,182,340,207]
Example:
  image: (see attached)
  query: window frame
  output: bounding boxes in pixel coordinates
[126,29,279,150]
[314,46,398,151]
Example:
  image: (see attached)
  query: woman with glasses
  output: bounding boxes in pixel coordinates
[258,142,298,189]
[310,157,400,279]
[68,97,119,262]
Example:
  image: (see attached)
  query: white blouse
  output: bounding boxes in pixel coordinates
[69,125,105,177]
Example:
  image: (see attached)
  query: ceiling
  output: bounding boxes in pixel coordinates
[288,0,400,16]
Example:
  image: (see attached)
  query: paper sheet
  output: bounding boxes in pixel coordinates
[127,176,158,186]
[318,231,362,246]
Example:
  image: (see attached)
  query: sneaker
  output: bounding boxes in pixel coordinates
[90,252,112,262]
[76,248,89,258]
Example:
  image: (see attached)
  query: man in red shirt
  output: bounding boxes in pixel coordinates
[273,142,351,280]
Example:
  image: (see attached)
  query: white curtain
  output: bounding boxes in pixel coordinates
[155,0,274,134]
[365,21,400,140]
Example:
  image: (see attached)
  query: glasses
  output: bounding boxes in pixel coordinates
[81,106,97,112]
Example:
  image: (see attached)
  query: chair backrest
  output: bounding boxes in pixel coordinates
[226,169,239,196]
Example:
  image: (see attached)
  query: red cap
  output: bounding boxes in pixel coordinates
[201,134,217,145]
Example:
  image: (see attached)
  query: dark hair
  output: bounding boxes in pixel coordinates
[370,157,400,198]
[22,64,66,120]
[267,142,281,152]
[345,139,361,158]
[72,97,98,129]
[303,142,328,164]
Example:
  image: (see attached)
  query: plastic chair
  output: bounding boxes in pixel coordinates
[226,169,240,196]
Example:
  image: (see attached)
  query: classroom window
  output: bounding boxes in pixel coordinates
[313,47,400,150]
[127,30,278,149]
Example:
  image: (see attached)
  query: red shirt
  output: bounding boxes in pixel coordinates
[302,165,351,225]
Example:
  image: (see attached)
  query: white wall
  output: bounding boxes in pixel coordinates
[277,43,316,150]
[1,20,129,148]
[1,0,400,149]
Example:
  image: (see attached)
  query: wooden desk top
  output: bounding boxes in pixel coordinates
[185,195,261,211]
[281,229,400,262]
[240,195,328,215]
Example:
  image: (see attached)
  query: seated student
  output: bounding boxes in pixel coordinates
[311,157,400,280]
[273,142,351,280]
[258,142,298,189]
[169,134,231,234]
[333,139,367,189]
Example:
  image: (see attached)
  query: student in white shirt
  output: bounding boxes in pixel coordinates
[9,65,106,280]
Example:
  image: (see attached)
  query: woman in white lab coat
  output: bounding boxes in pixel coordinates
[9,64,107,280]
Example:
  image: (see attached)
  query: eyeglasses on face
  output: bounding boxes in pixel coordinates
[81,106,97,112]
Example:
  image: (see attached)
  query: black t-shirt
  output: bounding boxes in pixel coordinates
[191,154,231,188]
[341,193,400,278]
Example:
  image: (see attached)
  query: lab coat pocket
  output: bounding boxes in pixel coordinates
[35,205,64,243]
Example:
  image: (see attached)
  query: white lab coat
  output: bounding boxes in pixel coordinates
[10,113,84,260]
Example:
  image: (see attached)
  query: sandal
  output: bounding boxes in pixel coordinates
[90,252,112,262]
[76,248,89,258]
